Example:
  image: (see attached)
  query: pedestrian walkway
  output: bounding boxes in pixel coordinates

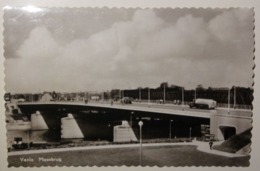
[193,139,248,157]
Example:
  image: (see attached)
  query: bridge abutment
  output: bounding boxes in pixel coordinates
[210,110,252,141]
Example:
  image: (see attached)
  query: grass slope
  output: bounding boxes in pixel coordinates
[213,128,252,153]
[8,145,249,167]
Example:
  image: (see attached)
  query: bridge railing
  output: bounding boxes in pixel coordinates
[133,100,252,110]
[216,103,253,110]
[20,97,252,110]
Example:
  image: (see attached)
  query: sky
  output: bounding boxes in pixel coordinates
[4,6,254,93]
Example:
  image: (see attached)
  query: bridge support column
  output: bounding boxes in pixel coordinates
[61,113,84,139]
[31,111,49,130]
[113,121,138,142]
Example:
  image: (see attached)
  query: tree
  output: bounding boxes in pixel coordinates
[52,91,57,99]
[196,84,204,90]
[159,82,169,89]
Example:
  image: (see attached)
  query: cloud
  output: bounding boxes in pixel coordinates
[5,9,254,93]
[209,9,253,43]
[17,27,60,59]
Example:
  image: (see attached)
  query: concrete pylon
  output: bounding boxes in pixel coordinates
[61,113,84,139]
[113,120,138,142]
[31,111,49,130]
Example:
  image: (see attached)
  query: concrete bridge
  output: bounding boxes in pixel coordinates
[13,101,252,142]
[17,101,213,118]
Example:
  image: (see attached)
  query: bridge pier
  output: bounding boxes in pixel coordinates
[113,121,138,142]
[31,111,49,130]
[61,113,84,139]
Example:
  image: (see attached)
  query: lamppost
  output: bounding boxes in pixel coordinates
[148,88,150,104]
[194,87,197,100]
[28,129,31,149]
[228,87,230,114]
[130,112,134,128]
[169,120,173,140]
[139,87,141,102]
[182,87,184,110]
[129,112,134,141]
[189,126,192,142]
[163,83,166,103]
[234,86,236,110]
[138,121,143,166]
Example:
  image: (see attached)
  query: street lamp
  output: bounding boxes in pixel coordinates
[234,86,236,110]
[27,129,31,149]
[138,121,143,166]
[189,126,192,142]
[182,87,184,110]
[163,83,166,103]
[148,88,150,104]
[139,87,141,102]
[169,120,173,140]
[228,87,230,114]
[194,88,197,100]
[130,112,134,128]
[130,112,134,141]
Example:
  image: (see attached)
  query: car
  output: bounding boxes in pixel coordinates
[121,97,132,104]
[17,98,25,102]
[156,99,164,104]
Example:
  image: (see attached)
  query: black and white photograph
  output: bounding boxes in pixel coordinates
[3,6,254,167]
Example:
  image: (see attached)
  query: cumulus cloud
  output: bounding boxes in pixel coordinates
[5,9,254,93]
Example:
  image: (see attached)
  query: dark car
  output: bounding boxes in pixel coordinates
[121,97,132,104]
[12,137,28,150]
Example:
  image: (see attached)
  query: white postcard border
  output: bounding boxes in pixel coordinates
[0,0,259,171]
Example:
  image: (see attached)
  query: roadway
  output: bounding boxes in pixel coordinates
[17,100,252,119]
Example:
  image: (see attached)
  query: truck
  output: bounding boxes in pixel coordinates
[189,98,217,109]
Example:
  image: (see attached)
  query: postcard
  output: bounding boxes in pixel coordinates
[3,6,255,168]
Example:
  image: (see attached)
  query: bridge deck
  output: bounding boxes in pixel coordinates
[17,101,252,119]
